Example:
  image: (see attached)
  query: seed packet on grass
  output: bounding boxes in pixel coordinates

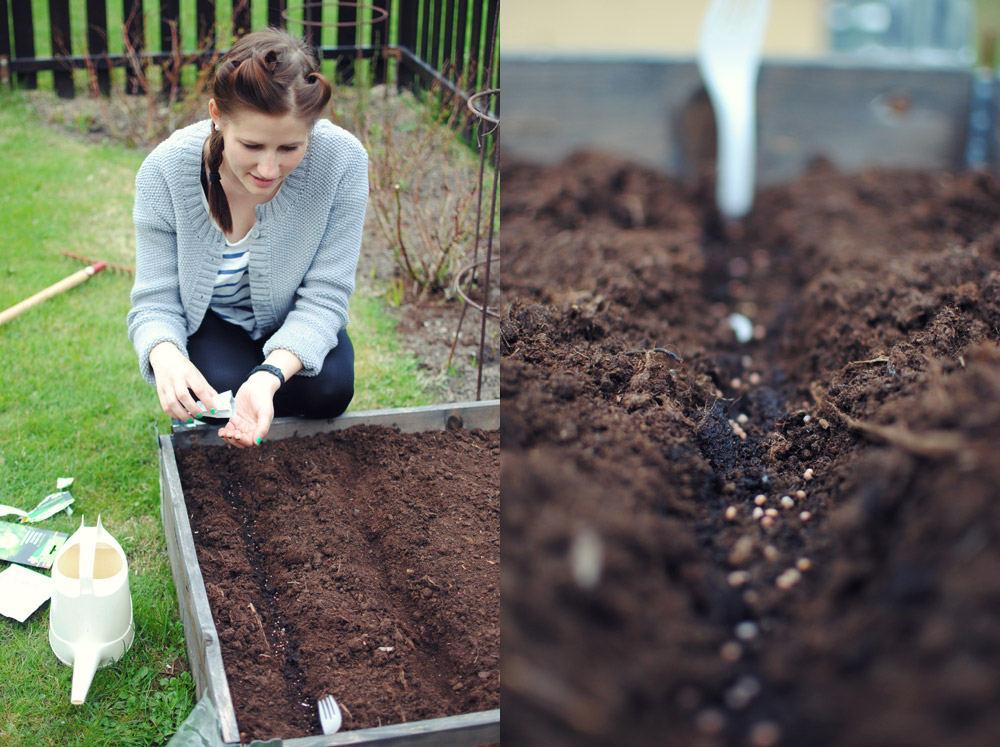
[0,520,68,569]
[0,564,53,622]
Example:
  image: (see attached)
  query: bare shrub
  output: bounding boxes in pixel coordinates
[345,80,489,299]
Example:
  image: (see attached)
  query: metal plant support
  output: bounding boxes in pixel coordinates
[449,88,499,401]
[290,1,500,400]
[282,2,389,28]
[281,2,389,79]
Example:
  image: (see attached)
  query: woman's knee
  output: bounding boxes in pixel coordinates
[312,331,355,416]
[317,380,354,418]
[279,371,353,418]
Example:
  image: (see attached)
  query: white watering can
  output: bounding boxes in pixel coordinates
[49,516,135,705]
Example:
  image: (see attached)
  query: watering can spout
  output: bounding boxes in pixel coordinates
[70,644,101,705]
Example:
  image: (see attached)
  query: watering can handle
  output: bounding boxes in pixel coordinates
[79,517,96,595]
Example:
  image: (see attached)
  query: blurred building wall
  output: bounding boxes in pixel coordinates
[500,0,830,58]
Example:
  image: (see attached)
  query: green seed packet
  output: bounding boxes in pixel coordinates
[24,491,74,523]
[0,520,68,569]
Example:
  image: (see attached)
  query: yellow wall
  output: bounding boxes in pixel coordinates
[500,0,830,58]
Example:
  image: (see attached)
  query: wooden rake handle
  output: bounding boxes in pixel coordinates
[0,262,106,325]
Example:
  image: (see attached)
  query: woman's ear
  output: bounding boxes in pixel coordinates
[208,99,221,129]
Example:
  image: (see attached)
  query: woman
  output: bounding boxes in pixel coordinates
[128,28,368,448]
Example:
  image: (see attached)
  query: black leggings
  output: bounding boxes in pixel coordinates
[187,311,355,418]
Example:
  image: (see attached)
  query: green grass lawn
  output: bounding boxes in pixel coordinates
[0,88,430,746]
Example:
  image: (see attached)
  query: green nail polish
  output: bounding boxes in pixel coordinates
[195,413,203,419]
[210,408,217,414]
[255,437,262,445]
[186,418,194,424]
[235,436,241,440]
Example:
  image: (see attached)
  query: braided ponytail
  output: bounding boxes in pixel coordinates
[205,123,232,234]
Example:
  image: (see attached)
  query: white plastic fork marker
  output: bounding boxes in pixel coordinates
[318,694,342,735]
[697,0,771,219]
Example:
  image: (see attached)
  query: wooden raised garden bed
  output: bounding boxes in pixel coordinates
[159,401,500,746]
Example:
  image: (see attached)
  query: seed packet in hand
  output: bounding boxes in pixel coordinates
[195,390,235,419]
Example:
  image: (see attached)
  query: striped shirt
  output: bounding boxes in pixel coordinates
[201,191,255,332]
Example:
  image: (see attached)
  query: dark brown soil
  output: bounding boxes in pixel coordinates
[500,152,1000,747]
[175,425,500,740]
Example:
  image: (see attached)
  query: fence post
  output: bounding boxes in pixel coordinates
[453,0,468,78]
[161,0,180,96]
[441,0,455,79]
[424,0,439,74]
[198,0,216,56]
[0,0,10,87]
[48,0,74,97]
[85,0,110,95]
[467,0,484,90]
[233,0,251,37]
[396,0,419,89]
[124,0,145,94]
[303,1,322,51]
[483,0,497,88]
[11,0,36,89]
[336,1,356,84]
[268,0,286,29]
[370,0,390,84]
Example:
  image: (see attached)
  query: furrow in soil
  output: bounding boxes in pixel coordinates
[178,426,500,740]
[501,153,1000,747]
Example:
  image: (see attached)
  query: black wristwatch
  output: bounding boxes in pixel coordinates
[249,363,285,387]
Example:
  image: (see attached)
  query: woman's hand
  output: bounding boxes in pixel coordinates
[217,371,279,447]
[149,342,218,422]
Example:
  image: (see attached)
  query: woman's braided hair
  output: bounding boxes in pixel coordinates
[206,28,332,233]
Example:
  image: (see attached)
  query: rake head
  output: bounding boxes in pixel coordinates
[61,251,135,275]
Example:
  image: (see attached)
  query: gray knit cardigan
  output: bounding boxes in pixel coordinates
[127,118,369,385]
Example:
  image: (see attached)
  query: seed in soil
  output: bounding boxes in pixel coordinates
[776,568,803,590]
[720,641,743,662]
[695,708,727,736]
[568,528,603,590]
[725,675,762,709]
[750,721,783,747]
[735,621,759,641]
[728,570,750,587]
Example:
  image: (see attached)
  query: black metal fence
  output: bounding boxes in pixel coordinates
[0,0,498,99]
